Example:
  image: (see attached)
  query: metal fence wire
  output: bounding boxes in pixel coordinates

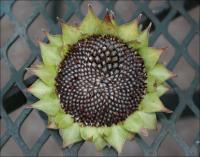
[0,0,199,156]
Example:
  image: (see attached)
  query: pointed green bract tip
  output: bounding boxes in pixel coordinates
[31,98,60,116]
[100,22,117,36]
[31,65,56,85]
[80,126,97,141]
[92,131,107,151]
[140,92,166,113]
[156,84,169,97]
[150,64,174,84]
[98,10,118,36]
[79,5,101,35]
[123,112,143,133]
[137,29,149,48]
[47,34,63,47]
[61,23,81,45]
[55,113,73,128]
[104,125,131,153]
[117,19,139,42]
[60,123,82,148]
[129,25,150,49]
[93,135,107,151]
[109,11,117,26]
[138,112,157,130]
[28,80,53,99]
[79,126,108,150]
[123,111,156,134]
[139,47,163,70]
[39,42,62,65]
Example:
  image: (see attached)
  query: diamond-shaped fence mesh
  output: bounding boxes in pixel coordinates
[0,0,199,156]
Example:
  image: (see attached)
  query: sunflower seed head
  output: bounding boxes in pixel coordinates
[55,35,147,127]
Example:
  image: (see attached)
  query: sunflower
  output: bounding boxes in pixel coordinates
[27,5,174,153]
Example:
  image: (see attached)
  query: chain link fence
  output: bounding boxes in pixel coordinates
[0,0,199,156]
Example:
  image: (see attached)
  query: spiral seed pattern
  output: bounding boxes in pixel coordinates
[55,35,147,127]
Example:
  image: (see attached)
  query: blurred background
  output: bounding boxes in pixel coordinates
[0,0,199,156]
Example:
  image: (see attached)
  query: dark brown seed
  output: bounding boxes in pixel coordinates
[55,35,147,127]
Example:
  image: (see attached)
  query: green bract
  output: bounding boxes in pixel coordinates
[28,5,174,153]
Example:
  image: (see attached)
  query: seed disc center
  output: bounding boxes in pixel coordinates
[55,35,147,127]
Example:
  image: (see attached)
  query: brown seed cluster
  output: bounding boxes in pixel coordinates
[55,35,147,127]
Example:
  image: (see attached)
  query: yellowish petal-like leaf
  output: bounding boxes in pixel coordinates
[79,5,101,35]
[118,19,139,42]
[28,80,53,99]
[139,47,163,69]
[30,65,56,85]
[80,126,97,141]
[61,23,81,45]
[39,42,62,65]
[30,98,60,116]
[55,113,73,129]
[150,64,175,84]
[100,10,117,36]
[130,23,151,49]
[156,84,170,97]
[140,93,171,113]
[100,22,117,35]
[104,125,131,153]
[123,111,143,133]
[93,135,107,151]
[47,34,63,47]
[138,112,157,129]
[60,123,82,148]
